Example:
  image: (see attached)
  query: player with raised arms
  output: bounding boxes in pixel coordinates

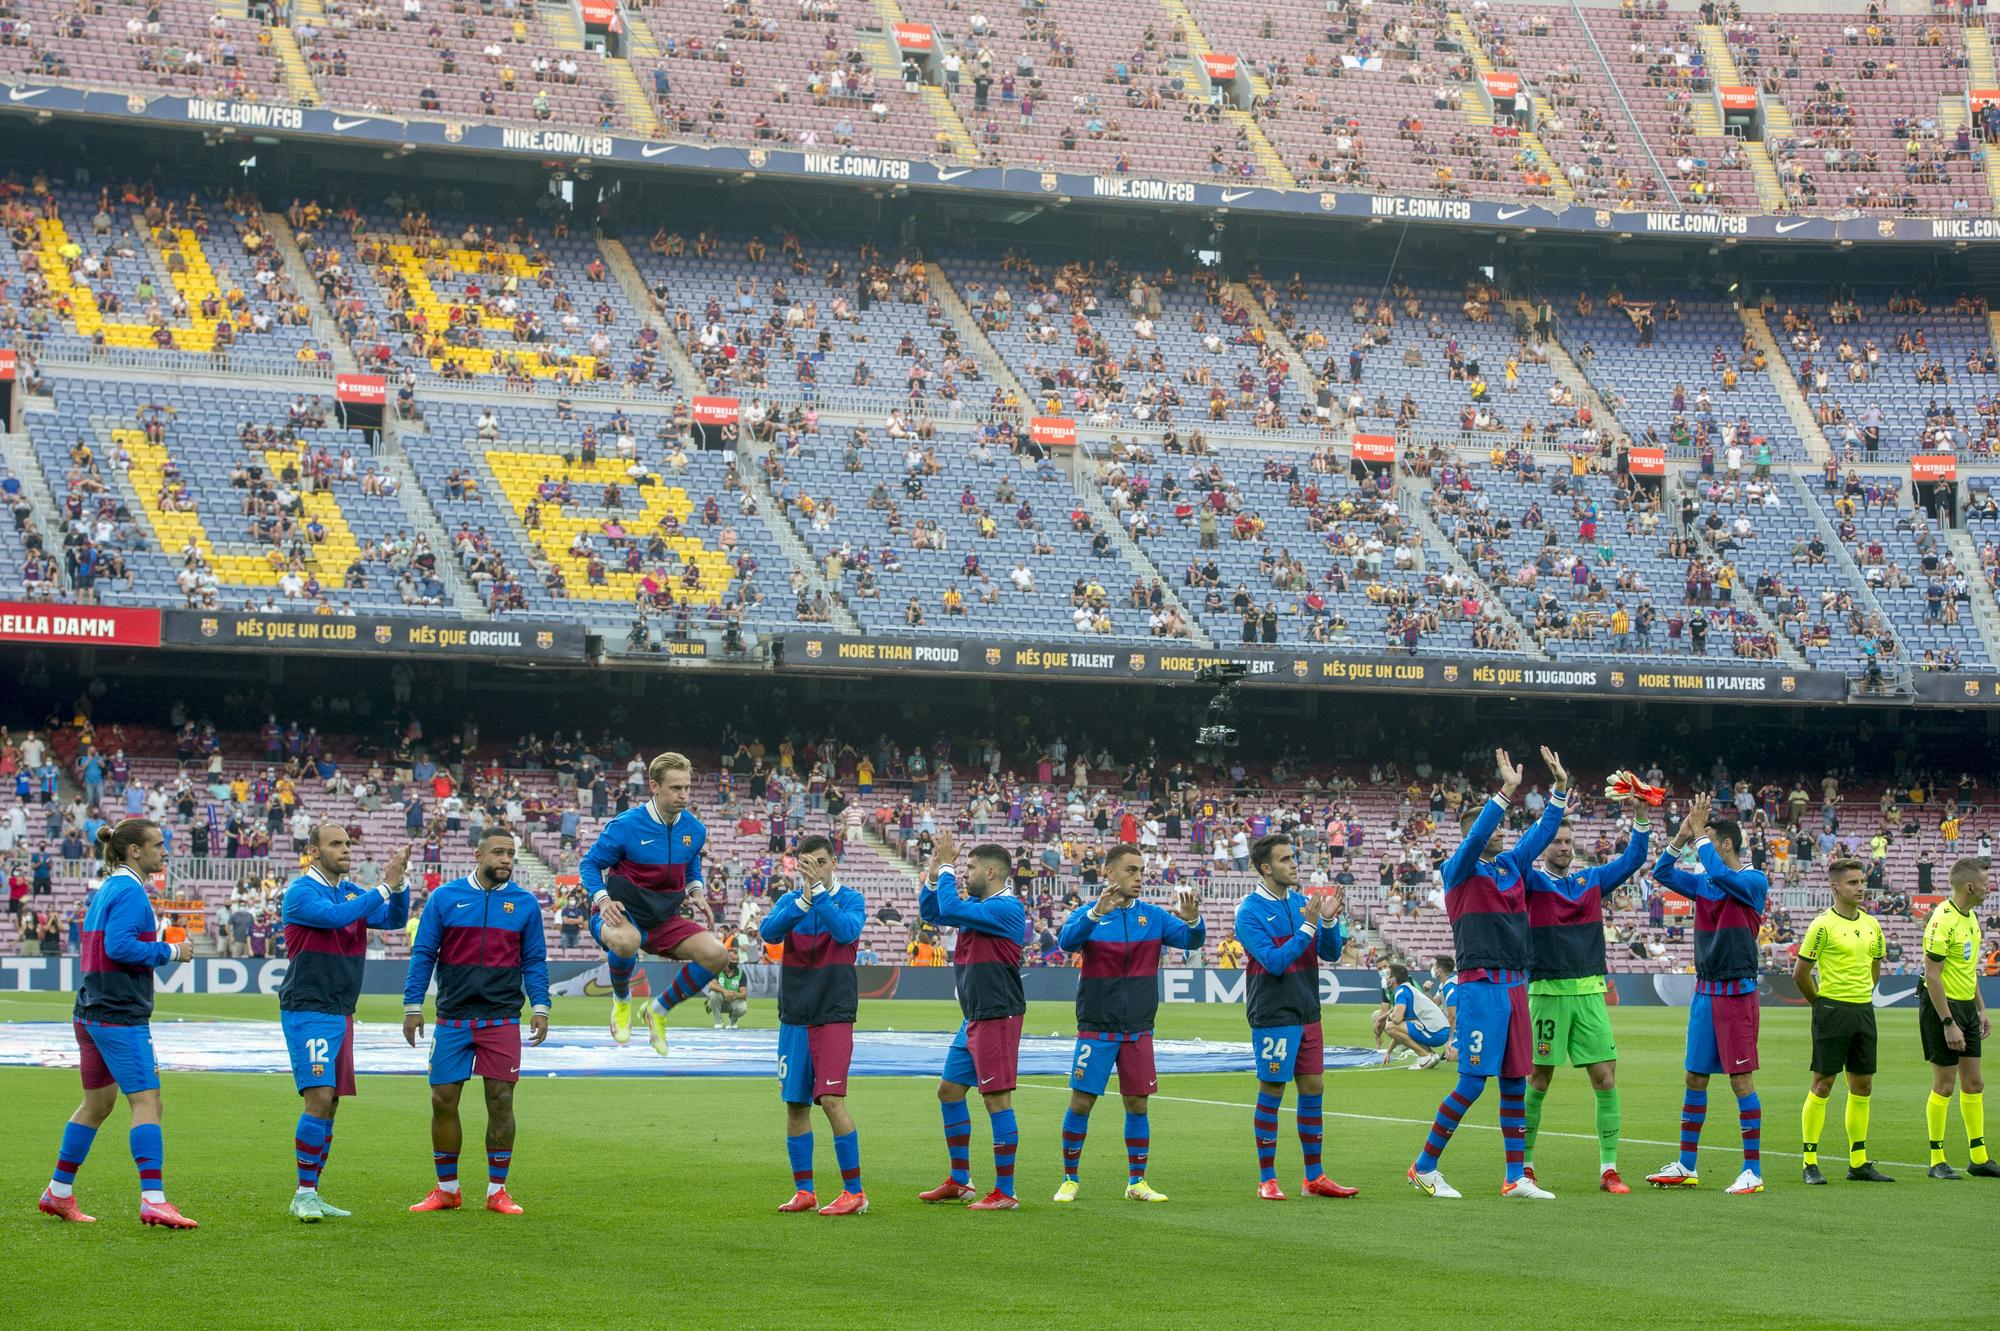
[760,834,869,1216]
[1409,747,1568,1201]
[1052,842,1205,1203]
[582,751,728,1057]
[403,827,551,1215]
[38,819,198,1228]
[280,824,412,1222]
[1520,771,1654,1193]
[917,830,1029,1210]
[1645,793,1771,1195]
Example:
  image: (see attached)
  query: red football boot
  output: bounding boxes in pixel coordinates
[965,1189,1019,1211]
[918,1179,978,1203]
[409,1187,463,1212]
[817,1191,869,1216]
[1599,1169,1631,1195]
[777,1190,819,1213]
[139,1200,198,1229]
[1256,1179,1287,1201]
[484,1189,524,1215]
[1302,1175,1360,1198]
[38,1189,96,1223]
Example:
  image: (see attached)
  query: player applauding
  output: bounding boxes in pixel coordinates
[1053,843,1205,1203]
[1236,832,1357,1201]
[917,831,1029,1211]
[1646,794,1770,1196]
[38,820,197,1228]
[280,825,412,1222]
[760,835,869,1217]
[403,828,550,1215]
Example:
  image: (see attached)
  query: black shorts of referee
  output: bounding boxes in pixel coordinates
[1921,997,1985,1067]
[1810,997,1878,1077]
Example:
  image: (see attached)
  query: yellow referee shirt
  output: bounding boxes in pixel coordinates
[1800,907,1885,1005]
[1923,899,1983,1002]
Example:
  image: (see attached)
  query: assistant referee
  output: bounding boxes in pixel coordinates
[1922,856,1998,1180]
[1793,858,1891,1184]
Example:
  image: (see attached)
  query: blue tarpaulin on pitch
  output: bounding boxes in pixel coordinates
[0,1021,1383,1079]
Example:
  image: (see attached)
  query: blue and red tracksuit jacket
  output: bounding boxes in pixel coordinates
[759,882,866,1027]
[1650,839,1768,996]
[920,865,1027,1022]
[402,874,551,1022]
[76,867,173,1025]
[1059,899,1205,1035]
[1234,887,1347,1028]
[280,866,412,1015]
[579,801,706,911]
[1442,790,1567,982]
[1526,827,1651,982]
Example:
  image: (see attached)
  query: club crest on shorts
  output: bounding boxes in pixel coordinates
[311,1062,325,1078]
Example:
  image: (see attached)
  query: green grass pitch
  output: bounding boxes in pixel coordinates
[0,993,1988,1329]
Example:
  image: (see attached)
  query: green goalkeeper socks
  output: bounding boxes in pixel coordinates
[1522,1083,1548,1166]
[1595,1087,1621,1169]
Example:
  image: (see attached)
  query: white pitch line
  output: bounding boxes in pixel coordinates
[1016,1082,1931,1172]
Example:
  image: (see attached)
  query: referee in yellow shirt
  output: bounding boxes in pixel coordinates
[1793,858,1892,1184]
[1922,856,1997,1180]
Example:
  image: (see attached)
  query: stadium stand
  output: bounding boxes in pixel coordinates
[1,180,330,372]
[25,376,454,614]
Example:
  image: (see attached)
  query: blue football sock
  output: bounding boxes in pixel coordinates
[833,1130,862,1194]
[130,1122,164,1202]
[1499,1076,1527,1184]
[1253,1089,1282,1183]
[294,1113,330,1190]
[1417,1074,1486,1174]
[1738,1091,1762,1177]
[606,950,635,1002]
[1297,1093,1325,1181]
[941,1099,972,1185]
[1061,1108,1090,1180]
[51,1121,96,1192]
[1124,1111,1150,1185]
[656,962,715,1013]
[786,1131,814,1193]
[990,1108,1019,1198]
[1680,1088,1709,1171]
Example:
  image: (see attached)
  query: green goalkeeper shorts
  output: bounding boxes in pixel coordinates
[1529,991,1618,1068]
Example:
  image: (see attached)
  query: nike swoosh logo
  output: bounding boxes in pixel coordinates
[7,87,49,102]
[1734,1057,1751,1065]
[1497,207,1529,220]
[454,901,471,908]
[330,116,371,130]
[639,838,657,845]
[641,143,675,158]
[1220,189,1255,203]
[1774,220,1812,234]
[1872,984,1917,1008]
[936,167,973,181]
[980,1076,995,1084]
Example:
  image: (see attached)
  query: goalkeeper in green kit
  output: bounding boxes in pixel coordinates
[1519,770,1659,1193]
